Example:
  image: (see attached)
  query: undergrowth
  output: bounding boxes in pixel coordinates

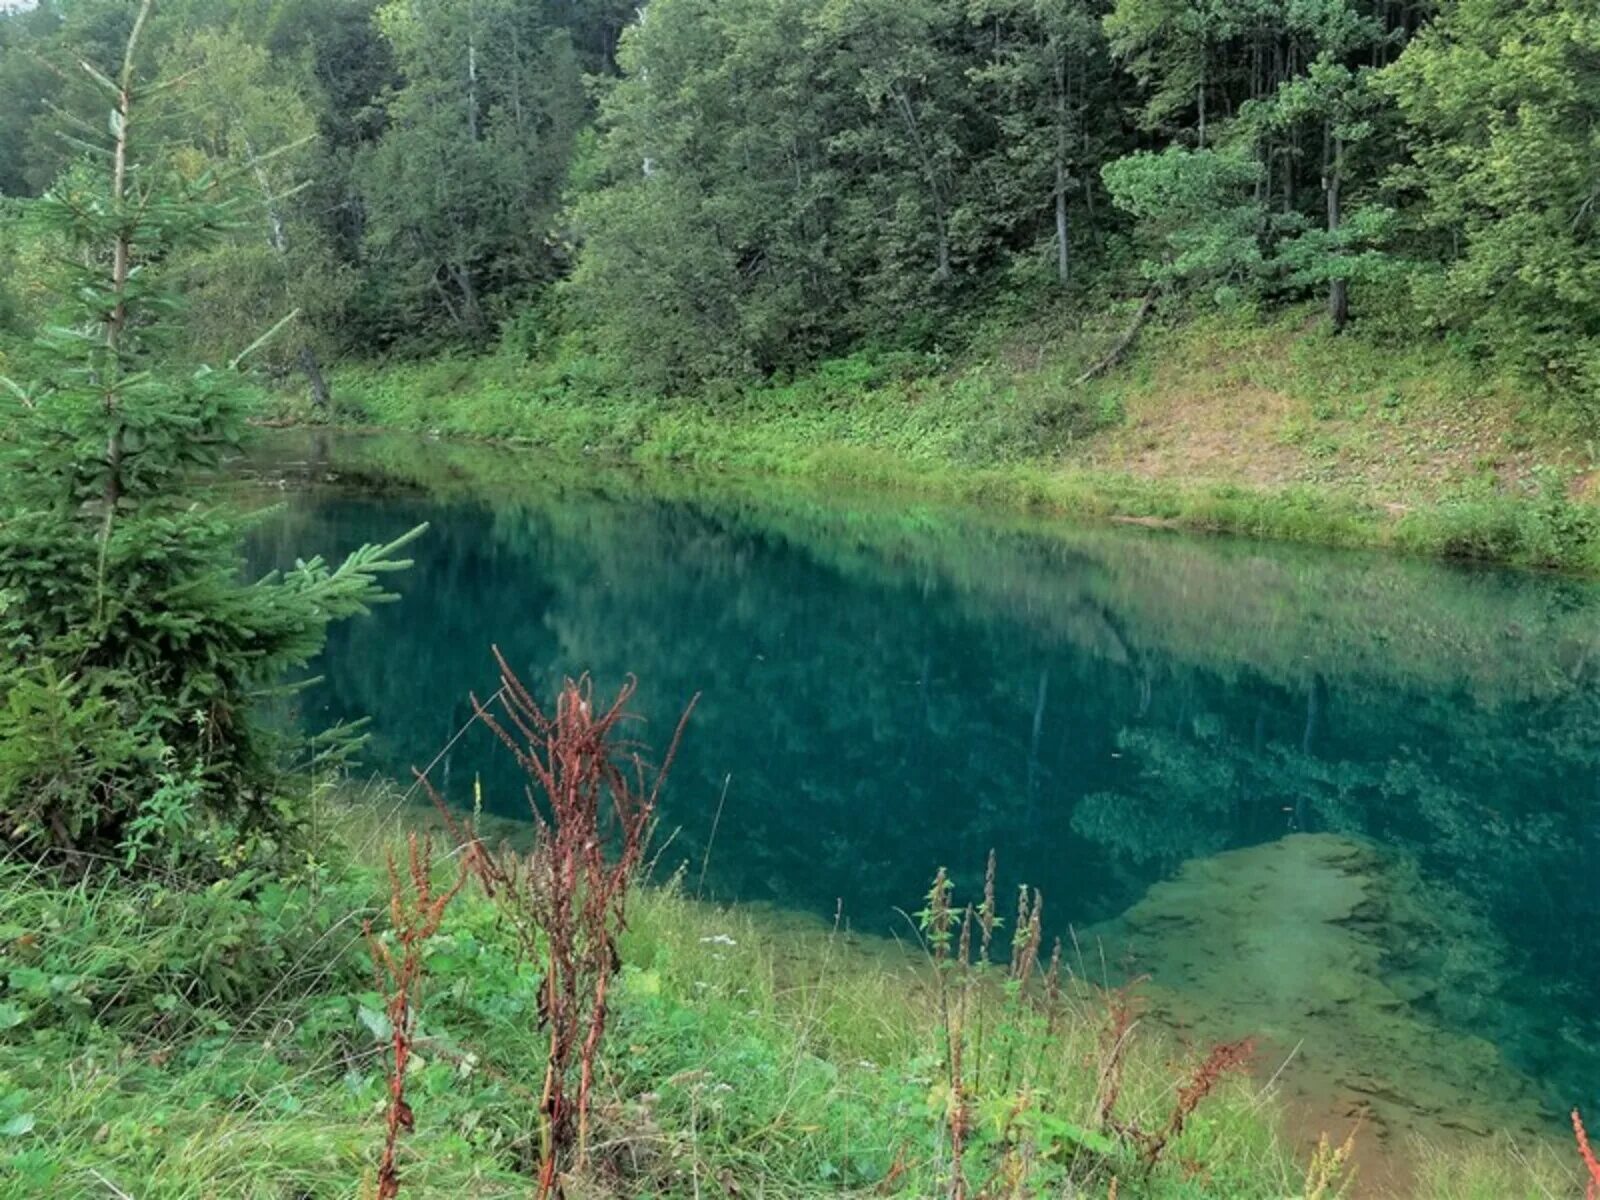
[0,793,1585,1198]
[272,308,1600,575]
[0,833,1271,1198]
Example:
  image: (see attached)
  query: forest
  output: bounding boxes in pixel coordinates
[1,0,1596,405]
[4,1,1600,1197]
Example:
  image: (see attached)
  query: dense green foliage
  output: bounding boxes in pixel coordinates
[0,1,416,870]
[1,0,1596,407]
[1383,0,1600,402]
[353,0,585,344]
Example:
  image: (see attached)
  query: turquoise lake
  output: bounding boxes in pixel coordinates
[249,431,1600,1164]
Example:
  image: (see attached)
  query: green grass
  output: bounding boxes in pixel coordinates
[270,307,1600,574]
[0,789,1584,1199]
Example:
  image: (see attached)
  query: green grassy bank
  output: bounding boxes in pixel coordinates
[274,307,1600,574]
[1,792,1583,1199]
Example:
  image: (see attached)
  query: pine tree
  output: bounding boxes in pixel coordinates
[0,0,421,872]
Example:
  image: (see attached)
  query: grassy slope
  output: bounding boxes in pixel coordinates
[0,798,1297,1200]
[2,796,1582,1200]
[291,305,1600,573]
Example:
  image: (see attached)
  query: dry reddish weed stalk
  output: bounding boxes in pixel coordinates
[1097,980,1142,1129]
[427,648,695,1200]
[921,858,1258,1193]
[1576,1109,1600,1200]
[1105,1030,1255,1168]
[1092,966,1256,1170]
[365,833,466,1200]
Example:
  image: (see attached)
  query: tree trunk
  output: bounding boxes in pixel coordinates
[1054,54,1070,288]
[1076,291,1156,385]
[1284,131,1296,214]
[1325,128,1348,333]
[508,16,524,130]
[452,264,485,336]
[299,345,331,412]
[466,0,480,143]
[892,87,952,283]
[430,273,464,329]
[101,3,151,528]
[1055,161,1070,289]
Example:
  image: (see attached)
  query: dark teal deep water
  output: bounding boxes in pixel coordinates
[249,432,1600,1140]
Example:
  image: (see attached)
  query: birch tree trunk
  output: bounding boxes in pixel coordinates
[892,86,952,283]
[1053,53,1071,288]
[1055,161,1071,288]
[102,1,153,526]
[467,0,480,143]
[298,345,332,411]
[242,136,330,408]
[1325,126,1348,332]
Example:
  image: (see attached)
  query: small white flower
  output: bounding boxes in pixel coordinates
[698,934,738,947]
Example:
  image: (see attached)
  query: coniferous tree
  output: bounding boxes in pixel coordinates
[0,0,421,872]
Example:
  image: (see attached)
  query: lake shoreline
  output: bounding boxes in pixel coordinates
[259,325,1600,576]
[246,429,1600,1188]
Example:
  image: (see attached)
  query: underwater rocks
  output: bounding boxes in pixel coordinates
[1091,833,1554,1182]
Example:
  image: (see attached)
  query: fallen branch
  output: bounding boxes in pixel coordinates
[1075,291,1156,386]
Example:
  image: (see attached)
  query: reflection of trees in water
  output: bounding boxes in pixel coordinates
[246,455,1600,1111]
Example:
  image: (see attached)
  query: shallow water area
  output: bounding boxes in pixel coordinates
[246,429,1600,1187]
[1089,833,1559,1192]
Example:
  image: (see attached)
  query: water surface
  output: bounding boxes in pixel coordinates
[248,431,1600,1162]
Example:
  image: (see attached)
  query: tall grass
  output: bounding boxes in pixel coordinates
[1,825,1589,1197]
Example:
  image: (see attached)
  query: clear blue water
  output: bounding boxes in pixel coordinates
[248,431,1600,1144]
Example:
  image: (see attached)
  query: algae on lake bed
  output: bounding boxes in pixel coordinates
[1093,833,1558,1182]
